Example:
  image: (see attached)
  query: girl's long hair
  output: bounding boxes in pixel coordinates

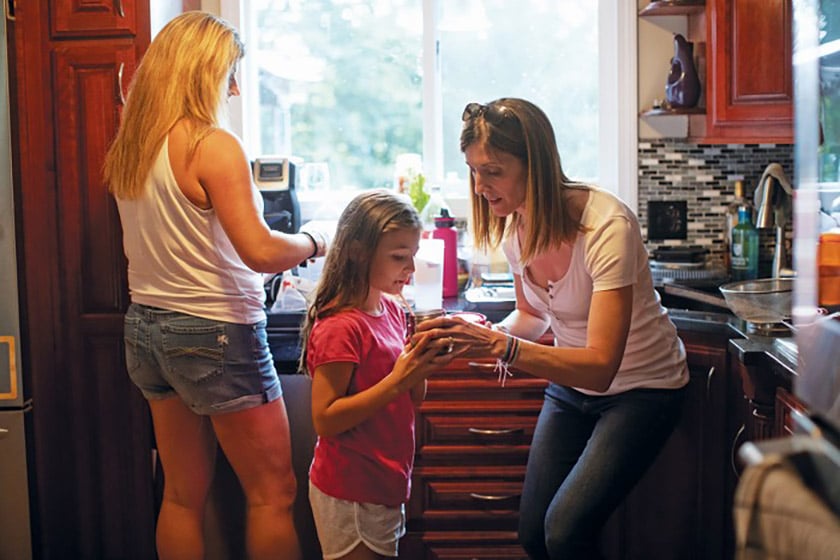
[103,11,244,199]
[298,189,422,374]
[460,97,589,263]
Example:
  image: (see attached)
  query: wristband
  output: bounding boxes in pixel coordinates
[300,231,319,260]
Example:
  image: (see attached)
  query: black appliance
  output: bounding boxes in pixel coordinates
[253,156,301,235]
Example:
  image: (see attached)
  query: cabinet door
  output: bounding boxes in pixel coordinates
[601,331,741,560]
[706,0,793,142]
[45,42,155,559]
[50,0,138,38]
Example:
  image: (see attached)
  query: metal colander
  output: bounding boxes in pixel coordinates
[719,278,793,325]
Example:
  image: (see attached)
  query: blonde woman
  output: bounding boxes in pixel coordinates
[104,11,325,560]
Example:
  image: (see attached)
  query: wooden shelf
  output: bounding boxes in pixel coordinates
[640,107,704,117]
[639,1,705,17]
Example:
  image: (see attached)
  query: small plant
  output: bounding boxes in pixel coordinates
[408,173,429,214]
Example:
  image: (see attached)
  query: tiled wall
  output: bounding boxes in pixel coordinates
[638,140,794,271]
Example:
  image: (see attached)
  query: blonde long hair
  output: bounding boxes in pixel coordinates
[103,11,244,199]
[298,190,423,374]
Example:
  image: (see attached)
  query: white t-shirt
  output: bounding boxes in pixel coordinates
[116,136,265,325]
[503,187,688,395]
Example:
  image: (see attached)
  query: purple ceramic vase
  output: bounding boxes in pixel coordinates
[665,33,701,108]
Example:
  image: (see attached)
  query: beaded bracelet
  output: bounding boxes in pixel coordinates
[495,334,519,387]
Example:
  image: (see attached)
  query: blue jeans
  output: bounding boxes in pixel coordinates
[519,383,686,559]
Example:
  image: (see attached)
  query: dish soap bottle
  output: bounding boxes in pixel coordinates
[730,205,759,281]
[724,180,754,272]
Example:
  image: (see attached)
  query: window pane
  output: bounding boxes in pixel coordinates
[439,0,599,184]
[249,0,598,192]
[252,0,423,190]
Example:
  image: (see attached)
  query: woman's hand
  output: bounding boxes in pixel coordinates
[411,315,508,360]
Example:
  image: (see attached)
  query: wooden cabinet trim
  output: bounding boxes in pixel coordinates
[50,0,138,38]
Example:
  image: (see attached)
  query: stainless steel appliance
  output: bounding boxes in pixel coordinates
[0,9,33,559]
[253,156,302,235]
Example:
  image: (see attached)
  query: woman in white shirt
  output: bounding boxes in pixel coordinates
[415,98,689,559]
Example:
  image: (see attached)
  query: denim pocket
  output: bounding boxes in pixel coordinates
[123,313,143,374]
[161,317,226,384]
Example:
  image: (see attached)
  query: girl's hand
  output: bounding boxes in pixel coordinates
[389,331,463,392]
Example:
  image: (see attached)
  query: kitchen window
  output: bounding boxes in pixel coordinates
[219,0,637,208]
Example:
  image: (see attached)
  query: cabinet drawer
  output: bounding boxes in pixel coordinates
[775,387,807,437]
[409,466,525,527]
[400,531,527,559]
[417,403,540,449]
[425,361,548,402]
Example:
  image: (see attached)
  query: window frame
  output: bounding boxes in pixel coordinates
[218,0,638,209]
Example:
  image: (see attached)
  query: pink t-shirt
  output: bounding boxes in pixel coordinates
[306,295,415,507]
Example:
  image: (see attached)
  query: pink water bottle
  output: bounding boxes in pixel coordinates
[433,209,459,298]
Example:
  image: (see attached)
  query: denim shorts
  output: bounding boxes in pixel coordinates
[123,303,282,415]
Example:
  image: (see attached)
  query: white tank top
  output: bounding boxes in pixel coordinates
[116,136,265,324]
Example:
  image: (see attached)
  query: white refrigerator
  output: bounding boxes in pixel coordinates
[0,6,33,560]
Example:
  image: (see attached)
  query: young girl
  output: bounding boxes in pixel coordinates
[300,189,459,559]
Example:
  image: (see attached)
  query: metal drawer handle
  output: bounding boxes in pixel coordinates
[468,427,523,436]
[117,63,126,105]
[469,492,519,501]
[116,0,125,17]
[731,424,746,478]
[467,361,496,371]
[706,366,715,400]
[0,427,8,438]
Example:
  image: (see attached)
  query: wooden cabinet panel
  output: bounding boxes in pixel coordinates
[52,42,134,316]
[601,328,745,560]
[417,409,538,448]
[705,0,793,142]
[400,531,527,560]
[409,465,525,527]
[9,1,153,557]
[50,0,138,38]
[405,362,545,554]
[775,387,808,437]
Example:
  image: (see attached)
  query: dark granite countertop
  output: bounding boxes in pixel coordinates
[267,291,798,379]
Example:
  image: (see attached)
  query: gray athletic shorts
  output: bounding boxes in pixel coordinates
[309,481,406,558]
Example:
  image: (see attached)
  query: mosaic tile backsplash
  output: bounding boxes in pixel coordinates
[638,140,794,274]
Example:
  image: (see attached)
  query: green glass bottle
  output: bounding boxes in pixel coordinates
[730,206,759,281]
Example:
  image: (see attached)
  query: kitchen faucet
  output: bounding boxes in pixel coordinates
[754,163,793,278]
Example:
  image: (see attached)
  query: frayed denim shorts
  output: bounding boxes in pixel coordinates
[123,303,282,415]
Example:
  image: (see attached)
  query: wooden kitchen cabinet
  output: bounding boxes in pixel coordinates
[404,326,746,560]
[638,0,793,142]
[8,1,153,558]
[601,327,746,560]
[703,0,793,143]
[775,387,808,437]
[401,360,546,559]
